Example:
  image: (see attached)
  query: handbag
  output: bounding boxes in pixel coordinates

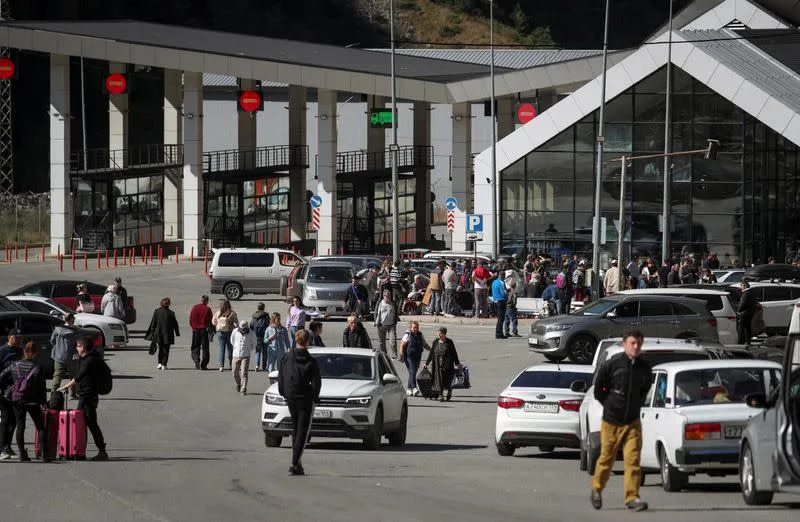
[452,366,471,389]
[148,340,158,355]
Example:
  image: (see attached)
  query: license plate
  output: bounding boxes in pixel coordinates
[313,409,332,418]
[524,402,559,413]
[528,338,539,346]
[724,426,743,439]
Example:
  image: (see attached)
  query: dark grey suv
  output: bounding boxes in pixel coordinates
[528,295,719,364]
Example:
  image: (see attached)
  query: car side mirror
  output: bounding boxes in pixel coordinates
[570,380,587,393]
[746,393,768,409]
[605,311,617,319]
[382,373,399,384]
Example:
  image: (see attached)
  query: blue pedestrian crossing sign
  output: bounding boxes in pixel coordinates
[466,214,484,233]
[444,197,458,211]
[309,195,323,208]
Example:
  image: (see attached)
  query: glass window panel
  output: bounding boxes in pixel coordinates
[503,180,525,211]
[634,94,666,122]
[576,123,595,152]
[693,154,742,183]
[693,124,742,153]
[694,94,742,124]
[502,211,525,238]
[693,183,742,214]
[670,182,691,213]
[605,124,632,153]
[673,67,693,93]
[242,181,255,198]
[634,156,664,182]
[635,68,668,94]
[502,158,525,180]
[575,153,594,180]
[634,123,665,153]
[151,175,163,193]
[671,94,692,123]
[670,214,692,242]
[633,183,663,212]
[526,212,574,248]
[525,151,573,180]
[605,94,633,123]
[691,214,740,257]
[125,178,137,195]
[138,176,151,193]
[574,182,594,212]
[574,212,595,245]
[525,181,574,212]
[670,156,692,183]
[538,127,574,152]
[630,213,662,244]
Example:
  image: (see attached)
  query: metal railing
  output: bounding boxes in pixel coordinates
[70,144,183,174]
[334,145,434,175]
[203,145,309,174]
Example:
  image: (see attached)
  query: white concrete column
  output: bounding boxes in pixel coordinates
[413,101,432,245]
[182,71,204,256]
[451,102,472,252]
[238,78,258,169]
[50,54,71,256]
[367,95,385,171]
[497,96,516,140]
[288,85,308,243]
[316,89,338,255]
[108,62,128,167]
[163,69,183,241]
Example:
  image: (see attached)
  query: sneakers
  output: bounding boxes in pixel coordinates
[255,367,261,372]
[0,450,12,460]
[235,384,241,393]
[590,490,602,510]
[157,364,163,370]
[19,451,30,462]
[413,388,421,397]
[405,389,412,396]
[6,447,16,457]
[625,498,648,512]
[90,451,109,461]
[289,465,305,476]
[219,367,225,372]
[241,390,247,396]
[194,361,200,370]
[161,365,168,371]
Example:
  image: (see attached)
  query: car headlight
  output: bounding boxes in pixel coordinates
[345,396,372,407]
[265,393,286,405]
[546,323,574,332]
[108,324,124,330]
[306,288,317,299]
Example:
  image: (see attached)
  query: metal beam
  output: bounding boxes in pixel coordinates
[0,0,13,195]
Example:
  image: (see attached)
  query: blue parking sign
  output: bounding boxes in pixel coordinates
[466,214,483,233]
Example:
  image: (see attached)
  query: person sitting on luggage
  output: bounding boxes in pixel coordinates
[0,341,48,462]
[423,327,463,402]
[58,337,108,461]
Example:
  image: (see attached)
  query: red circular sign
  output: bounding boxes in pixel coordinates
[105,73,127,95]
[239,90,262,112]
[0,58,14,80]
[517,103,537,124]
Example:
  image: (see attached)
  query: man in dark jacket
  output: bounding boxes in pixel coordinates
[50,314,79,392]
[189,295,213,370]
[342,315,372,349]
[59,337,108,461]
[737,281,758,344]
[146,297,180,370]
[590,331,652,512]
[278,329,321,476]
[344,275,369,317]
[0,331,21,457]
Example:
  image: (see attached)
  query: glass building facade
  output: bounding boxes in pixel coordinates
[500,66,800,265]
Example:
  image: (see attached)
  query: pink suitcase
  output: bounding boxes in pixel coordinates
[34,410,59,459]
[58,396,87,460]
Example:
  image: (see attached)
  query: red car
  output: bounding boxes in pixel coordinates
[8,280,136,324]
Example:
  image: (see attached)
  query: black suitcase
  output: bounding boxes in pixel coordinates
[416,367,439,399]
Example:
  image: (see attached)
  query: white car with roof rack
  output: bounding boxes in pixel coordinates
[495,363,593,457]
[640,359,781,492]
[262,348,407,450]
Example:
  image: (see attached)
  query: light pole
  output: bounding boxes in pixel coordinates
[591,0,611,274]
[390,0,400,263]
[660,0,674,264]
[490,0,499,260]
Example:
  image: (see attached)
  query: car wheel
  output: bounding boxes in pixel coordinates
[496,442,516,457]
[363,406,383,450]
[224,283,243,301]
[264,433,282,448]
[740,442,773,505]
[538,445,555,453]
[660,445,688,492]
[579,438,588,471]
[587,441,599,476]
[387,405,407,447]
[568,334,596,364]
[543,354,566,363]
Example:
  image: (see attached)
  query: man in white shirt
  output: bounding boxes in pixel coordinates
[604,259,621,295]
[231,320,257,395]
[441,262,458,316]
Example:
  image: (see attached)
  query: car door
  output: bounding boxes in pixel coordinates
[52,283,79,310]
[276,252,303,286]
[775,334,800,489]
[603,300,640,337]
[639,372,660,468]
[640,300,678,337]
[377,353,403,423]
[758,286,793,332]
[243,252,275,294]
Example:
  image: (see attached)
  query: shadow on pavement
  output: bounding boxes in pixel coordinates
[105,456,226,462]
[110,375,153,380]
[646,503,800,512]
[102,397,166,402]
[518,450,580,460]
[307,441,487,452]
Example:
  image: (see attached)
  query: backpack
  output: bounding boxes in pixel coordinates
[217,313,230,330]
[97,360,113,395]
[556,272,567,289]
[251,315,269,338]
[11,364,40,403]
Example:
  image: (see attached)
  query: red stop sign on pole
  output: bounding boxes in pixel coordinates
[517,103,537,124]
[239,90,262,112]
[0,58,15,80]
[105,73,127,94]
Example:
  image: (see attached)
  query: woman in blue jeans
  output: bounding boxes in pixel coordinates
[212,300,238,371]
[398,320,430,396]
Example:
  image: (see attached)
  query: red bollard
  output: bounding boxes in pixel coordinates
[144,246,149,266]
[97,253,101,270]
[59,254,63,272]
[83,252,88,271]
[113,249,118,268]
[122,248,127,266]
[57,244,61,260]
[131,248,135,266]
[190,246,194,263]
[14,241,18,260]
[175,245,180,264]
[203,244,209,275]
[24,242,28,263]
[158,246,163,265]
[105,250,109,268]
[71,251,75,272]
[312,249,316,256]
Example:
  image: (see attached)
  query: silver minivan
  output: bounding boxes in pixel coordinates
[209,248,304,300]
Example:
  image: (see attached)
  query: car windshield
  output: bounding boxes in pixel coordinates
[315,354,374,381]
[674,367,781,406]
[0,296,25,312]
[572,298,619,316]
[307,266,352,283]
[45,299,75,314]
[511,371,591,389]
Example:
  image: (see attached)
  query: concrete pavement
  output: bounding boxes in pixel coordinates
[0,263,796,521]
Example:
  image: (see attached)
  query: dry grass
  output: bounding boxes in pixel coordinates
[397,0,521,47]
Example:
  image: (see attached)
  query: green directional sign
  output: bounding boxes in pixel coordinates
[369,108,395,129]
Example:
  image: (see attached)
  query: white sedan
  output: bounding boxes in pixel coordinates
[262,348,407,450]
[640,359,782,491]
[7,295,128,349]
[495,364,593,456]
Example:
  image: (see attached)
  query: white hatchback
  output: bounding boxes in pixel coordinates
[495,364,593,456]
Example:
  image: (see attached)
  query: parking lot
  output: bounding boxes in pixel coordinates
[0,262,797,521]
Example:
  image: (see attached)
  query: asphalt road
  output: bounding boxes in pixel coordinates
[0,262,797,521]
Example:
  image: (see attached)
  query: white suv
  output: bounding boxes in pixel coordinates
[738,282,800,335]
[577,339,715,474]
[262,348,407,450]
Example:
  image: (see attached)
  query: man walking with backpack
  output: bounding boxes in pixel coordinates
[59,337,110,461]
[51,313,79,393]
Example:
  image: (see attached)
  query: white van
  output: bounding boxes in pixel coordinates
[616,288,738,345]
[209,248,304,300]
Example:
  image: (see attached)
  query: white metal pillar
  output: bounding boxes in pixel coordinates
[182,71,204,256]
[497,96,516,139]
[413,101,432,245]
[238,78,257,169]
[451,102,472,252]
[50,54,71,255]
[316,89,338,255]
[163,69,183,241]
[108,62,128,167]
[288,85,308,243]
